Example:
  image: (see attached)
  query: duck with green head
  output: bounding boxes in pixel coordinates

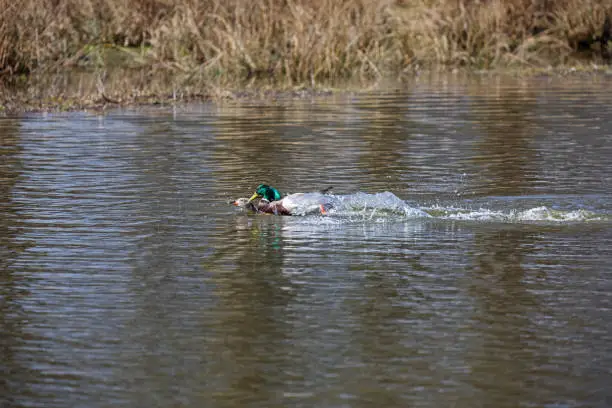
[249,184,283,202]
[234,184,333,216]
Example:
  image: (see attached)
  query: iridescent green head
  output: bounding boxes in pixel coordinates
[249,184,282,202]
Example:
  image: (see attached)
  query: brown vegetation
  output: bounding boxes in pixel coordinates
[0,0,611,110]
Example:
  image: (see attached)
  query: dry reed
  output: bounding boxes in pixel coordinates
[1,0,611,85]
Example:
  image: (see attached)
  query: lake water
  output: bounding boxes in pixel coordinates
[1,74,612,408]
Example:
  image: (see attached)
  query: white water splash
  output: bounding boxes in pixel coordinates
[425,205,603,223]
[332,192,431,219]
[517,206,601,222]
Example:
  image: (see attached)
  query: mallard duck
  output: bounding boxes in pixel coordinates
[233,192,333,216]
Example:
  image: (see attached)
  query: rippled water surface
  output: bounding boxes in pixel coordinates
[2,75,612,407]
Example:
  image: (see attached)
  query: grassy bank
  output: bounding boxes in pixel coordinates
[1,0,611,111]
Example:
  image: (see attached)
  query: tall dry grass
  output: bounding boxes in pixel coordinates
[1,0,611,85]
[401,0,612,67]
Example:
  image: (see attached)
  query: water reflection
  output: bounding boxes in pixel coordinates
[0,119,31,407]
[467,226,541,407]
[357,95,413,193]
[469,80,539,196]
[207,217,295,406]
[212,100,369,197]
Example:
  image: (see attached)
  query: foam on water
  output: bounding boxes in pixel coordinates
[423,205,605,223]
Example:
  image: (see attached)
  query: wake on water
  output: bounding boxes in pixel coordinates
[285,191,607,224]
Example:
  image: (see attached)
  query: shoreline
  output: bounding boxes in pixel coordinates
[2,64,612,115]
